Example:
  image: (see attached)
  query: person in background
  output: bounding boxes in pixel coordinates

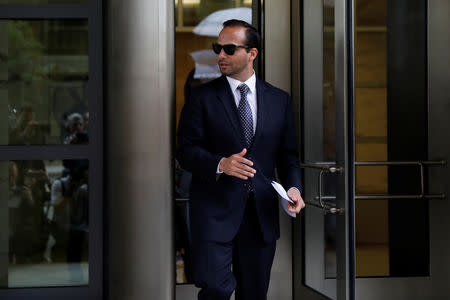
[63,113,85,145]
[83,112,89,133]
[9,162,20,264]
[9,104,45,145]
[43,167,70,263]
[66,160,89,283]
[13,167,44,263]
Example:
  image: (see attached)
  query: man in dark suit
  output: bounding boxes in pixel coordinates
[177,19,305,300]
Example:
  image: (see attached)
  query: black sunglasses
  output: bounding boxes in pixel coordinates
[212,43,250,55]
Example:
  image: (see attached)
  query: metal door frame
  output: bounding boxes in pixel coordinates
[335,0,355,297]
[300,0,355,299]
[0,2,103,299]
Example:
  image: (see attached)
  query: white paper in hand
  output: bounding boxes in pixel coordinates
[271,181,296,218]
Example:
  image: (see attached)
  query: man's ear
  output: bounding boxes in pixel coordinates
[249,48,258,61]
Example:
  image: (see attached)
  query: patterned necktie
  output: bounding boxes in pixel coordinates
[237,83,253,147]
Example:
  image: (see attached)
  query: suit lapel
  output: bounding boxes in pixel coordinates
[216,76,246,147]
[253,78,266,147]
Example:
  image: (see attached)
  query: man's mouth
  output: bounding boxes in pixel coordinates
[219,61,229,68]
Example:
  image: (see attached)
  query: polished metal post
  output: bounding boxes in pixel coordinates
[335,0,354,298]
[265,0,295,299]
[106,0,175,299]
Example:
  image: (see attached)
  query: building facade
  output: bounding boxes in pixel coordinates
[0,0,449,299]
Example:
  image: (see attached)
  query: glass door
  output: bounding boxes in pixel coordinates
[301,0,354,299]
[300,0,450,299]
[352,0,450,298]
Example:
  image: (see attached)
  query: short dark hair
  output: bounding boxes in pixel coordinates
[222,19,261,52]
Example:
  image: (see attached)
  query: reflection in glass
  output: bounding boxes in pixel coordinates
[174,0,255,284]
[354,0,389,277]
[174,159,192,284]
[0,20,89,145]
[354,0,429,278]
[323,0,337,279]
[0,160,89,288]
[177,0,252,27]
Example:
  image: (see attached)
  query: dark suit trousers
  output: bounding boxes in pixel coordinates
[193,193,276,300]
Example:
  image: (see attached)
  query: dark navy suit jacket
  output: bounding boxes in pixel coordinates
[177,75,302,244]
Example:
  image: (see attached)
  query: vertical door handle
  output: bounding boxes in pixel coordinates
[300,162,344,214]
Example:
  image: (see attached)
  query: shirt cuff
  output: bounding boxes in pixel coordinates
[216,158,224,174]
[289,187,301,196]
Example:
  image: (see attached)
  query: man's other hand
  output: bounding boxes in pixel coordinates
[219,148,256,180]
[287,187,305,214]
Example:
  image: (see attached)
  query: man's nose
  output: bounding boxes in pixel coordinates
[218,49,227,59]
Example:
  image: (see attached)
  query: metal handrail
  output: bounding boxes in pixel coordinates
[316,194,446,201]
[355,160,446,199]
[300,163,344,214]
[300,162,336,170]
[304,160,447,203]
[175,198,189,202]
[354,160,446,166]
[177,160,446,213]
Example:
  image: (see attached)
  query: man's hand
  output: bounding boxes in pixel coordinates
[287,187,305,214]
[219,148,256,180]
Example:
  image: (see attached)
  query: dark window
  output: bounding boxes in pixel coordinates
[0,1,102,299]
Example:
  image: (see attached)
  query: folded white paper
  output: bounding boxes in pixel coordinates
[271,181,296,218]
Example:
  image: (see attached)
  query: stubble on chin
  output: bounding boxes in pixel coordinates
[219,65,233,77]
[220,69,232,76]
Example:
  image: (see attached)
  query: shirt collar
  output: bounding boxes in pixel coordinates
[226,71,256,95]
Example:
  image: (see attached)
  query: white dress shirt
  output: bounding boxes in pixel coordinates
[225,73,257,133]
[215,73,301,197]
[217,73,257,174]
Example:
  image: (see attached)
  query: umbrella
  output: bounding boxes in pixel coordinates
[189,49,221,79]
[193,7,252,37]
